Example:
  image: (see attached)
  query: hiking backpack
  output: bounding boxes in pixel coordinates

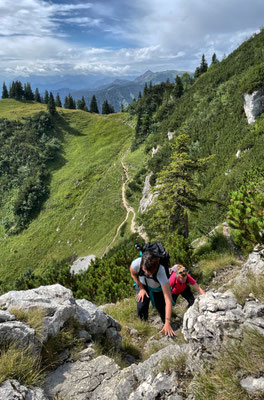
[135,241,171,280]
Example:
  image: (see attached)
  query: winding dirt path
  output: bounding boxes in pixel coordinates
[103,151,147,256]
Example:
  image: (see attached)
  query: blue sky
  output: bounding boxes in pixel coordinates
[0,0,264,79]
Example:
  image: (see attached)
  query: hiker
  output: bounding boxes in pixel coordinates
[130,251,176,337]
[169,265,205,307]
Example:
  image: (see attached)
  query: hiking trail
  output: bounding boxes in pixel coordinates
[103,151,147,256]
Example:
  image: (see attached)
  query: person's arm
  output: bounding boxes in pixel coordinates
[130,265,149,302]
[193,282,205,295]
[160,282,176,337]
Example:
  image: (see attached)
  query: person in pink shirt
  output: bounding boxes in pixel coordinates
[169,265,205,307]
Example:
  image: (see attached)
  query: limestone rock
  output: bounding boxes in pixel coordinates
[139,172,157,213]
[70,255,96,274]
[0,379,48,400]
[240,376,264,393]
[244,87,264,124]
[44,355,120,400]
[0,320,35,348]
[0,310,15,322]
[183,291,244,350]
[0,284,76,342]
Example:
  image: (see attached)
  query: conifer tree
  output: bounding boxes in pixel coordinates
[120,103,125,112]
[143,83,148,96]
[200,54,208,74]
[174,75,184,98]
[23,82,34,100]
[68,93,76,109]
[55,93,62,107]
[77,96,87,111]
[44,90,49,104]
[47,92,56,115]
[211,53,219,65]
[34,88,41,102]
[149,134,212,239]
[2,82,8,99]
[64,95,69,108]
[102,100,110,114]
[90,95,99,113]
[9,81,24,100]
[138,91,142,99]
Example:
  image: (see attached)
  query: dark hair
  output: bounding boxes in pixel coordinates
[140,251,160,272]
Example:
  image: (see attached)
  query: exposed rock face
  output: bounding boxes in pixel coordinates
[45,344,190,400]
[139,172,157,213]
[0,320,36,348]
[0,284,76,342]
[0,379,48,400]
[70,255,96,274]
[0,284,122,346]
[244,87,264,124]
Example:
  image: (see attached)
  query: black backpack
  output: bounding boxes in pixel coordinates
[135,242,171,281]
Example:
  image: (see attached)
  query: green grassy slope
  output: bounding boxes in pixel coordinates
[0,100,134,280]
[156,30,264,235]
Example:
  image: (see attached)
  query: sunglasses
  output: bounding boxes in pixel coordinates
[179,268,188,275]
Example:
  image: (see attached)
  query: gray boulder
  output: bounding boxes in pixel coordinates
[183,291,244,350]
[76,299,122,346]
[0,284,76,342]
[0,320,35,348]
[44,355,120,399]
[0,379,48,399]
[70,255,96,274]
[240,376,264,393]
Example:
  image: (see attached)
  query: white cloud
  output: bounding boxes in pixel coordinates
[0,0,263,78]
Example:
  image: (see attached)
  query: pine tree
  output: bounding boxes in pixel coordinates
[2,82,8,99]
[9,81,24,100]
[200,54,208,74]
[44,90,49,104]
[68,94,76,109]
[143,83,148,96]
[211,53,219,65]
[23,82,34,100]
[121,104,125,112]
[64,95,69,109]
[55,93,62,107]
[90,95,99,113]
[194,67,201,79]
[138,91,142,99]
[47,92,56,115]
[77,96,86,111]
[174,75,184,98]
[149,134,212,239]
[34,88,41,102]
[102,100,110,114]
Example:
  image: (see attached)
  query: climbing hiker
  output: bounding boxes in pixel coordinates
[130,251,176,337]
[169,265,205,307]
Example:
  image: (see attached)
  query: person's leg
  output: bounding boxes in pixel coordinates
[153,290,166,323]
[181,286,195,307]
[135,284,150,320]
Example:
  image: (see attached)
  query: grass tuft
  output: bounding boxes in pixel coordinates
[233,273,264,305]
[191,329,264,400]
[9,307,45,341]
[0,343,44,386]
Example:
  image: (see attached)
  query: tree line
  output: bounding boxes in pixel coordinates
[1,81,116,115]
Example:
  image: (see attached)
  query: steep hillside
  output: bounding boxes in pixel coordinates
[0,100,138,281]
[131,29,264,238]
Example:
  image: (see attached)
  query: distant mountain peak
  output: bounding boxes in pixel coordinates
[134,70,154,82]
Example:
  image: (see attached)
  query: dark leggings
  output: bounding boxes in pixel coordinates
[172,285,195,307]
[135,284,166,323]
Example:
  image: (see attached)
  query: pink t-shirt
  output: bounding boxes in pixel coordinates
[169,272,196,295]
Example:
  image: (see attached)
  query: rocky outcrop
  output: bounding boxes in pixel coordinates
[244,87,264,124]
[139,172,157,213]
[70,255,96,274]
[0,284,122,346]
[0,379,48,400]
[45,344,190,400]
